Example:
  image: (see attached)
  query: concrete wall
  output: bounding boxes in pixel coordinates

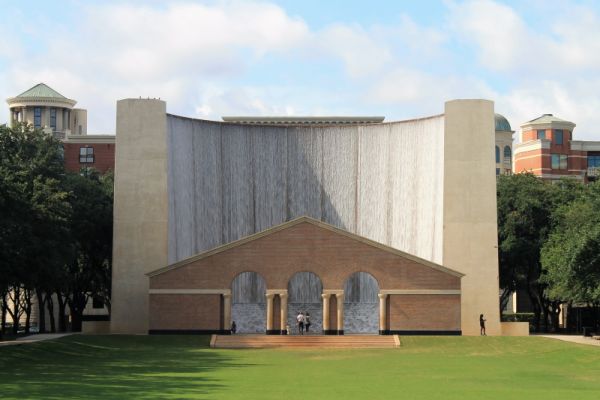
[443,100,500,335]
[111,99,168,333]
[500,322,529,336]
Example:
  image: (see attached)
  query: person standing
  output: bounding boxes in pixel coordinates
[305,312,311,333]
[480,314,486,336]
[297,312,304,335]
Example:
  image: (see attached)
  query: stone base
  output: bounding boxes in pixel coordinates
[322,330,344,335]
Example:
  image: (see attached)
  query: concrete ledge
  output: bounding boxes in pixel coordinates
[82,321,110,334]
[501,322,529,336]
[149,329,231,335]
[388,330,462,336]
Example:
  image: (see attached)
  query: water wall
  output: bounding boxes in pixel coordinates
[166,115,444,265]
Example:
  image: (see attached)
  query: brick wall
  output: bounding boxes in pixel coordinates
[149,221,461,333]
[63,142,115,173]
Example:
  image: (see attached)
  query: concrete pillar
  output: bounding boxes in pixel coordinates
[279,293,288,334]
[335,293,344,335]
[9,108,14,127]
[321,293,330,334]
[21,107,26,123]
[266,293,274,334]
[378,293,388,334]
[223,293,231,334]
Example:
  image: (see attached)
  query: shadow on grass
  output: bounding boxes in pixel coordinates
[0,335,249,399]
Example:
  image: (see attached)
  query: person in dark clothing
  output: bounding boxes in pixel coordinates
[480,314,486,336]
[231,321,237,334]
[305,312,311,333]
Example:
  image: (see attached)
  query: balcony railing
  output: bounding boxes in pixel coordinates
[588,167,600,179]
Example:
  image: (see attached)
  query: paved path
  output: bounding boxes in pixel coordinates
[539,334,600,347]
[0,333,74,347]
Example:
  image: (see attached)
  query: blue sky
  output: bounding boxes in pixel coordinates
[1,0,600,140]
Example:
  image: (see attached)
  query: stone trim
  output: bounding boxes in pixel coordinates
[147,216,463,278]
[265,289,288,295]
[379,289,460,295]
[149,289,231,295]
[322,289,344,295]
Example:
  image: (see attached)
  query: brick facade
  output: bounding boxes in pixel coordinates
[63,142,115,173]
[148,219,462,334]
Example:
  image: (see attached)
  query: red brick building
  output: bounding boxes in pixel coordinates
[147,217,463,335]
[514,114,600,182]
[63,137,115,174]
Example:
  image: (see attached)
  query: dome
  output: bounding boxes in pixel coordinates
[495,113,512,132]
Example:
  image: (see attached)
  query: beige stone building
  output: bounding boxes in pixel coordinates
[110,98,528,337]
[495,113,514,175]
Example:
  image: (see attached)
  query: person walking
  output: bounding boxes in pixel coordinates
[297,312,305,335]
[305,312,311,333]
[480,314,486,336]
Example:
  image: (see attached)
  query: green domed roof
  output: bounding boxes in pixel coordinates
[495,113,512,132]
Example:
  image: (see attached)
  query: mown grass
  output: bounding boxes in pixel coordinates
[1,335,599,399]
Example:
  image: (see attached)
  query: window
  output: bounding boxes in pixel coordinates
[588,155,600,168]
[551,154,568,170]
[496,168,500,176]
[554,129,563,145]
[495,146,500,163]
[34,107,42,128]
[50,108,56,130]
[503,146,512,162]
[79,147,94,163]
[537,129,546,139]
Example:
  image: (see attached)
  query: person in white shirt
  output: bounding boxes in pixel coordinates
[297,312,304,335]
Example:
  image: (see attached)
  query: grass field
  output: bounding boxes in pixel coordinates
[1,335,599,399]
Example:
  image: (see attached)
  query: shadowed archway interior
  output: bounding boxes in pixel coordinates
[231,271,266,333]
[344,271,379,333]
[287,271,323,334]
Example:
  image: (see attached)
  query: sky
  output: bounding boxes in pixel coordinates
[1,0,600,140]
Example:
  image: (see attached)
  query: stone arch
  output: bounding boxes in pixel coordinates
[231,271,267,333]
[343,271,380,333]
[287,271,323,334]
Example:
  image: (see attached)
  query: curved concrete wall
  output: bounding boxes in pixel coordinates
[166,115,444,265]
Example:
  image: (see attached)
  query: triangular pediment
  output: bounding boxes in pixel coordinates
[147,216,463,278]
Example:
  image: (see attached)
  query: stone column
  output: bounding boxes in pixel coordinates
[378,293,388,334]
[21,107,26,123]
[266,293,274,334]
[335,293,344,335]
[9,108,14,127]
[279,293,288,335]
[321,293,330,334]
[223,293,231,334]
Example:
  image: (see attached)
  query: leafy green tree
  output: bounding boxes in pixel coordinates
[0,123,70,334]
[61,169,113,332]
[541,181,600,329]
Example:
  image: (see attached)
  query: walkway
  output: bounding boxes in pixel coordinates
[539,334,600,347]
[211,334,400,349]
[0,333,74,347]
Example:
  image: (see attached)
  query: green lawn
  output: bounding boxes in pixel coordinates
[1,335,599,399]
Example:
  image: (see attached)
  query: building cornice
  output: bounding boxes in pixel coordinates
[7,96,77,109]
[521,122,575,132]
[64,135,115,144]
[571,140,600,151]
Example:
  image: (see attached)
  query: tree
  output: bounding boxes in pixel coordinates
[0,123,70,334]
[541,181,600,330]
[61,169,113,332]
[496,173,557,331]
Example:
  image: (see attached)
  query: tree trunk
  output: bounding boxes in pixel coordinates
[0,292,6,339]
[46,294,56,333]
[10,286,20,334]
[57,294,68,332]
[24,289,32,334]
[36,289,47,333]
[499,288,511,315]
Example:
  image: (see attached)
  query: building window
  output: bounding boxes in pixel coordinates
[537,129,546,139]
[495,146,500,163]
[34,107,42,128]
[551,154,568,170]
[79,147,94,163]
[50,108,57,130]
[496,168,500,176]
[554,129,563,145]
[503,146,511,162]
[588,155,600,168]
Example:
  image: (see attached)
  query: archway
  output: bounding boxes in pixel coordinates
[343,272,379,333]
[287,271,323,334]
[231,271,267,333]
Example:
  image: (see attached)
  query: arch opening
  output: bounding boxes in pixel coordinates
[343,272,380,334]
[231,271,267,333]
[287,271,323,334]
